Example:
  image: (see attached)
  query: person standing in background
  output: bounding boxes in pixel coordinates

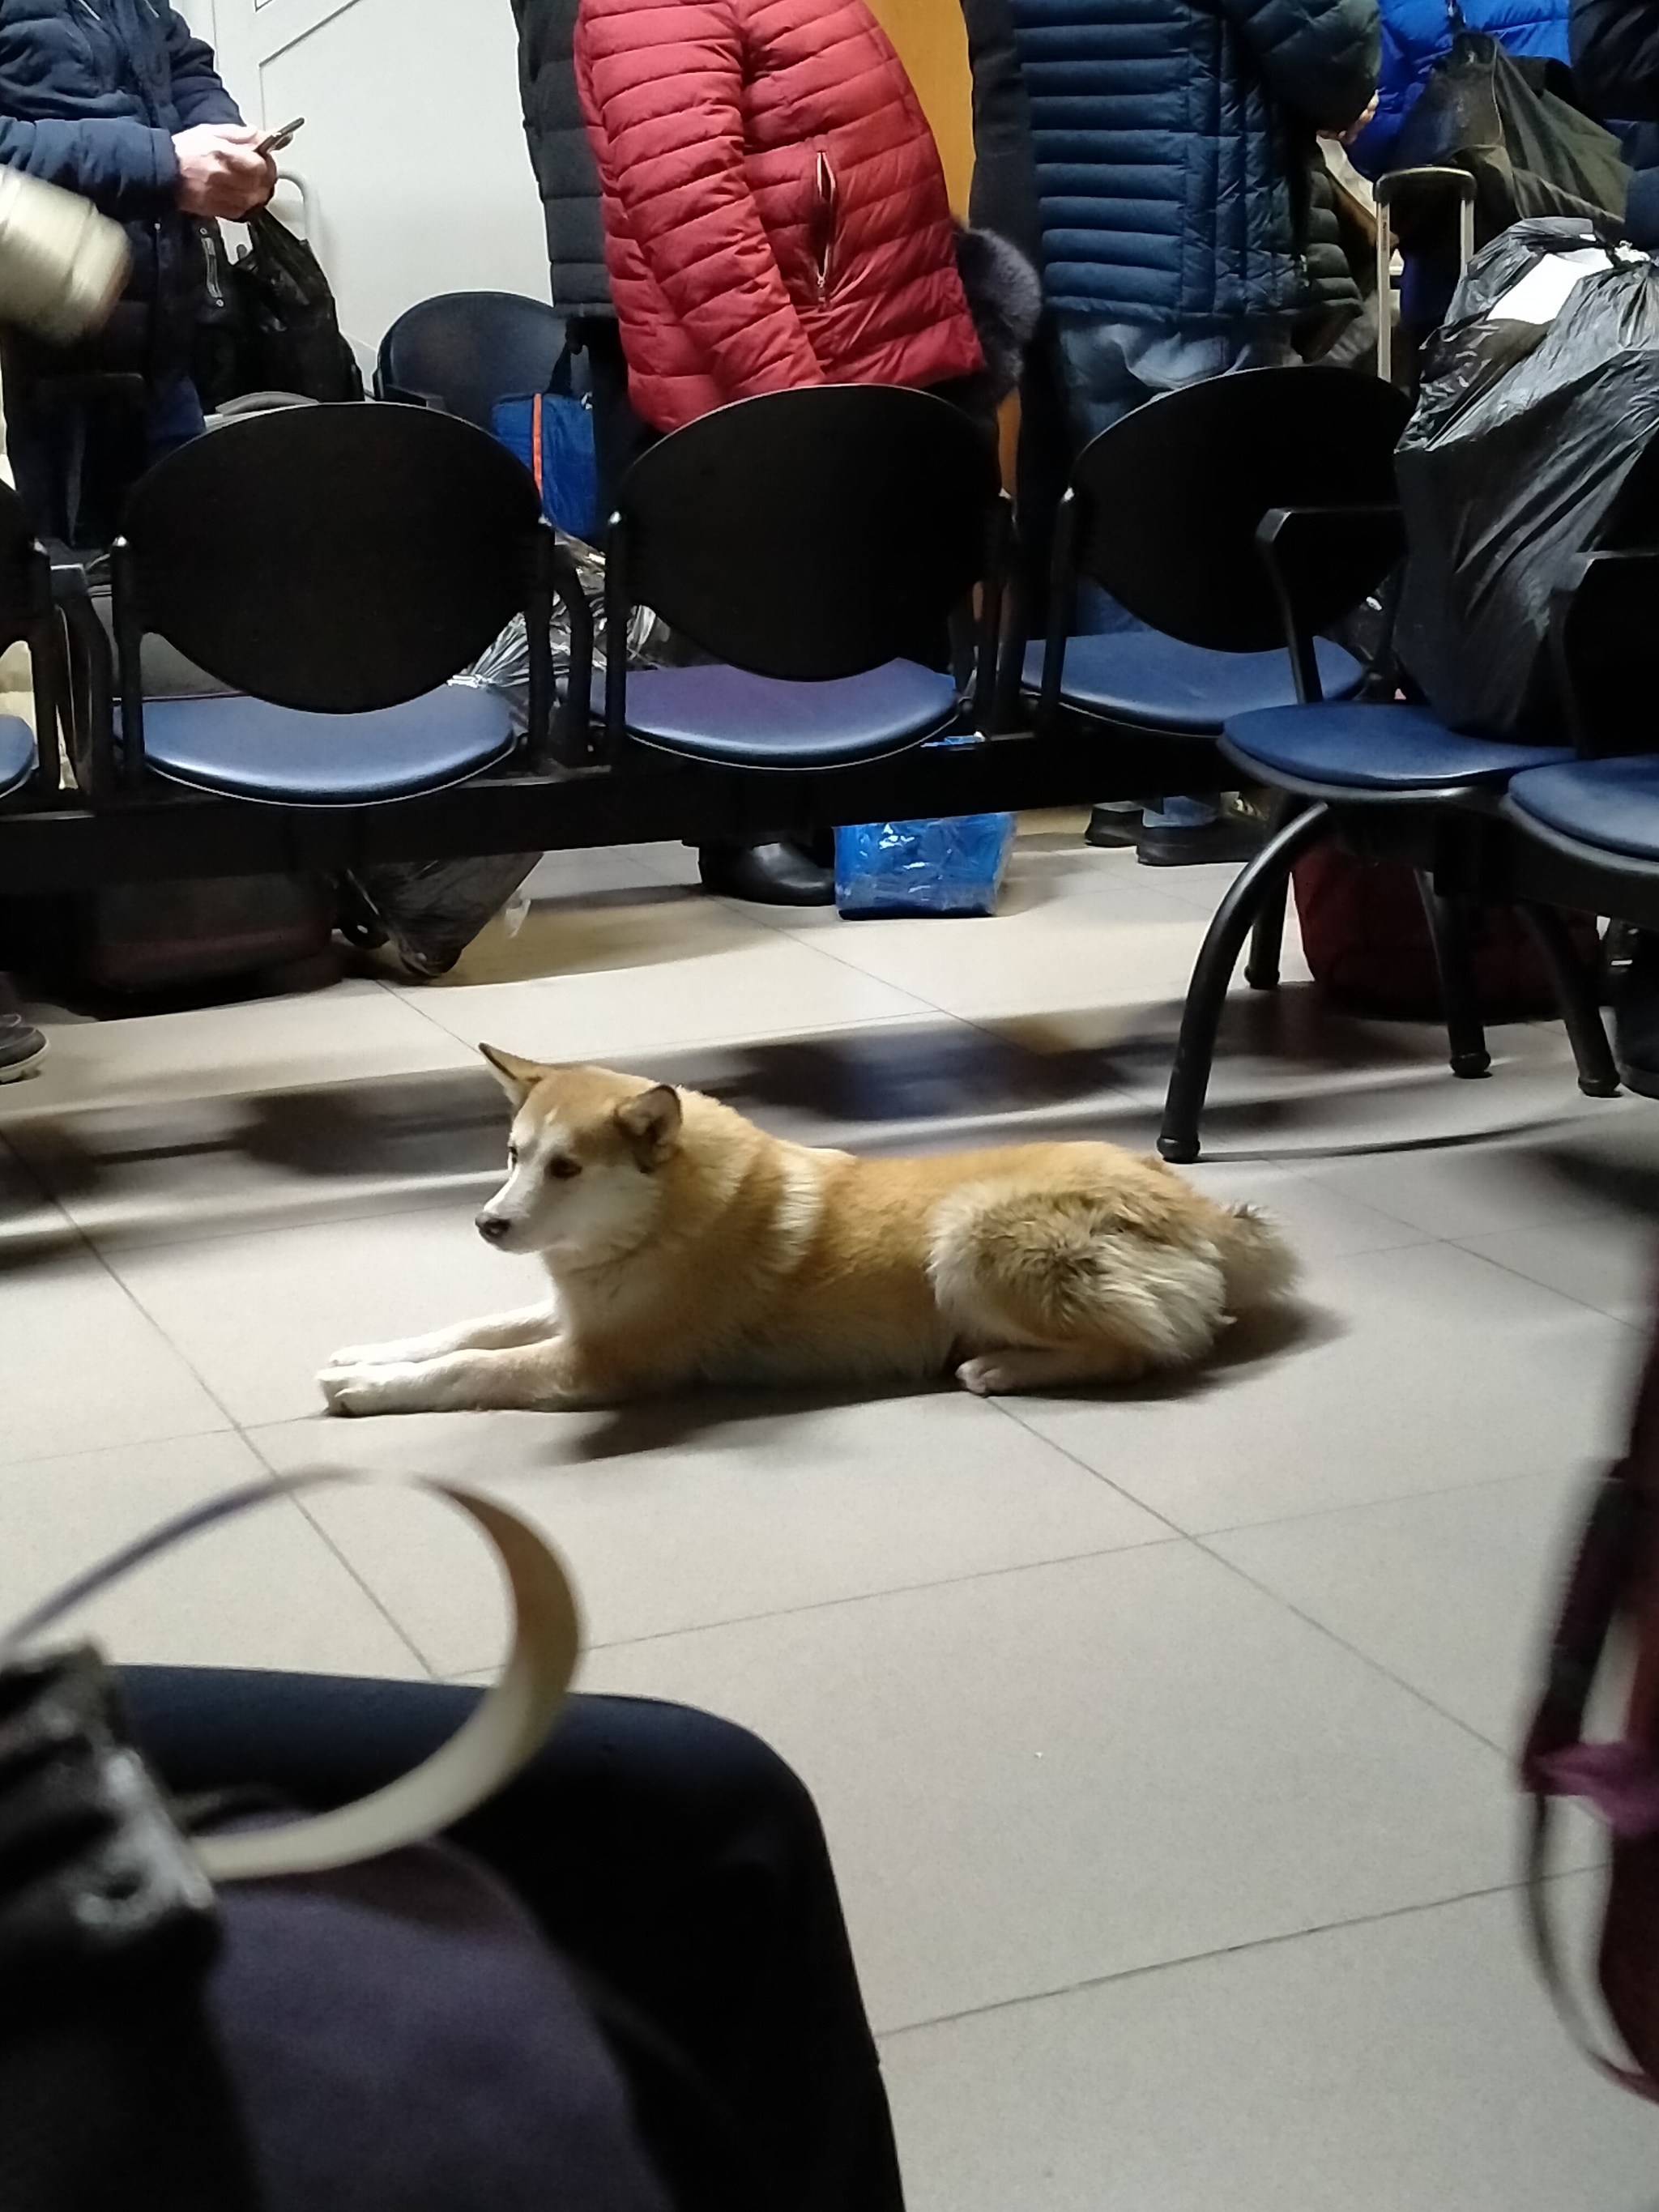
[514,0,897,908]
[0,0,273,545]
[964,0,1379,863]
[1346,0,1570,343]
[512,0,650,532]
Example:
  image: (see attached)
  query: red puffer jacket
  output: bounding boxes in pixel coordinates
[574,0,984,432]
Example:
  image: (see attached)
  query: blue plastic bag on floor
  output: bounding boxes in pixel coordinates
[834,814,1016,918]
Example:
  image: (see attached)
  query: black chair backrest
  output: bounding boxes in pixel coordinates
[613,386,1004,680]
[1068,366,1412,650]
[376,292,568,429]
[0,479,44,655]
[115,403,546,714]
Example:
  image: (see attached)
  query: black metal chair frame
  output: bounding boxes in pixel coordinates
[0,387,1226,897]
[1154,508,1622,1163]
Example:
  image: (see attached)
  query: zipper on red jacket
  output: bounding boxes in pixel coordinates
[810,153,838,302]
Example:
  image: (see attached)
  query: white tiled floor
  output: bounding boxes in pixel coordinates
[4,814,1657,2206]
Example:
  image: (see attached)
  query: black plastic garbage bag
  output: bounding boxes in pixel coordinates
[1395,218,1659,736]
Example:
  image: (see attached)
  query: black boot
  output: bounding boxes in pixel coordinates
[698,838,836,907]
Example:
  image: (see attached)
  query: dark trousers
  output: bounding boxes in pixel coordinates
[569,314,656,522]
[3,364,205,548]
[119,1669,904,2212]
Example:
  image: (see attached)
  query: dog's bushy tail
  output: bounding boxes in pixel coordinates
[1214,1204,1299,1312]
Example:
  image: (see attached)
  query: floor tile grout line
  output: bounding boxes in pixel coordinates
[1439,1229,1645,1331]
[571,1528,1190,1660]
[239,1427,442,1682]
[0,1138,257,1447]
[1188,1532,1516,1761]
[873,1867,1583,2042]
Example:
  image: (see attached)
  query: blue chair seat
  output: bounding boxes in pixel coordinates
[135,684,515,806]
[1508,755,1659,859]
[613,661,959,769]
[1021,633,1363,732]
[0,714,34,800]
[1223,701,1573,791]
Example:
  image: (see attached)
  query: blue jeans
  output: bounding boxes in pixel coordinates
[1056,318,1298,830]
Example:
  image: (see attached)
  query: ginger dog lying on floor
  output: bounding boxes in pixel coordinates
[318,1048,1296,1417]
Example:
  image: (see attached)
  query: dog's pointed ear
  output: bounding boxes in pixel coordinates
[615,1084,682,1168]
[479,1042,544,1107]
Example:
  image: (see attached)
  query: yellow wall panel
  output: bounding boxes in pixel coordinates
[865,0,975,215]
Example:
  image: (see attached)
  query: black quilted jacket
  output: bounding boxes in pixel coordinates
[994,0,1380,326]
[512,0,611,316]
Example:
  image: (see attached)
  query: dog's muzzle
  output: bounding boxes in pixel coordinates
[476,1211,511,1244]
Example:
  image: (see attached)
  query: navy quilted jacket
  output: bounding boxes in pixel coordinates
[0,0,241,373]
[1004,0,1380,325]
[1572,0,1659,243]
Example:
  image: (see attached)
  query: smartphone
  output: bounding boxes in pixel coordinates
[256,116,305,157]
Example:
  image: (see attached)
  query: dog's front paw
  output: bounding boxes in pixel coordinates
[325,1339,413,1371]
[957,1354,1017,1397]
[319,1362,424,1417]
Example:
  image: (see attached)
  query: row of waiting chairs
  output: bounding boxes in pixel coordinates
[0,367,1645,1161]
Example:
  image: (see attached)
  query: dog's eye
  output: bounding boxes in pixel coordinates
[548,1157,582,1181]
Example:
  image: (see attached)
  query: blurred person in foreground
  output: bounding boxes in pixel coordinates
[0,0,274,544]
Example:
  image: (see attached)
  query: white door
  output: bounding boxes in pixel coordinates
[192,0,551,356]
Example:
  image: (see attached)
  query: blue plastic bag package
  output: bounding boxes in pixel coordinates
[834,814,1016,918]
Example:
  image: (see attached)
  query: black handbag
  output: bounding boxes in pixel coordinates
[1390,10,1629,245]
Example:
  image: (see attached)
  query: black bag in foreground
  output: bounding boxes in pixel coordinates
[1395,219,1659,735]
[1390,20,1628,242]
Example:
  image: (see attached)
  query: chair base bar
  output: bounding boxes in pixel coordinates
[0,730,1224,896]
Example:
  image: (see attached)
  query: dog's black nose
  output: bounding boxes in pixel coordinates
[476,1213,510,1242]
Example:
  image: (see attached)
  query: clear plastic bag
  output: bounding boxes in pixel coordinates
[834,814,1016,918]
[454,533,670,735]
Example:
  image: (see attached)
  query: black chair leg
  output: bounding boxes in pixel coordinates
[1516,901,1621,1098]
[1414,874,1491,1079]
[1243,793,1306,991]
[1158,802,1333,1164]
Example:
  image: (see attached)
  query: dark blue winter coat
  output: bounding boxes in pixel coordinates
[1347,0,1569,177]
[1003,0,1380,326]
[1572,0,1659,242]
[0,0,241,374]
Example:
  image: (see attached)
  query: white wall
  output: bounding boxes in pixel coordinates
[191,0,550,355]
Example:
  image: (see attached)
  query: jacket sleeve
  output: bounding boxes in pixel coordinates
[1218,0,1381,132]
[1572,0,1659,118]
[575,0,823,396]
[163,7,244,130]
[0,113,177,219]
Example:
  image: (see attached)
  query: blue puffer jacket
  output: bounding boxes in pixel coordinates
[1346,0,1569,176]
[1004,0,1380,326]
[0,0,241,375]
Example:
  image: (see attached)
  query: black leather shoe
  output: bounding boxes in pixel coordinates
[698,838,836,907]
[1136,813,1268,868]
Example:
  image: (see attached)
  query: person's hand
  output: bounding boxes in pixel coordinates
[173,125,276,219]
[1338,94,1380,145]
